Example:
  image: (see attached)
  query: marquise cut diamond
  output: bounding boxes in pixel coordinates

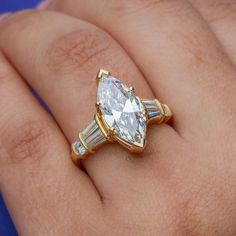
[97,75,147,148]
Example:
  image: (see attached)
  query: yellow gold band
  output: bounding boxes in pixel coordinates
[71,69,173,164]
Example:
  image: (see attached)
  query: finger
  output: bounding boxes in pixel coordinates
[0,10,178,202]
[189,0,236,65]
[0,52,102,236]
[51,0,236,137]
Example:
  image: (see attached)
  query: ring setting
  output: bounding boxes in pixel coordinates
[71,69,172,164]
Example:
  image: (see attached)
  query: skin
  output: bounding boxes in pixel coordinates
[0,0,236,235]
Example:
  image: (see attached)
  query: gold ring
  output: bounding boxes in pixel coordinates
[71,69,172,165]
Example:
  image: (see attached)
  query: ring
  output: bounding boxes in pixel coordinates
[71,69,172,164]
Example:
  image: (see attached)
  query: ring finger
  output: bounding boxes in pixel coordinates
[0,10,177,201]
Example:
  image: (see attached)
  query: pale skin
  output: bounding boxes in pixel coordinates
[0,0,236,235]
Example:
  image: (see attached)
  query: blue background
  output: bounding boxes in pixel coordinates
[0,1,41,235]
[0,0,40,13]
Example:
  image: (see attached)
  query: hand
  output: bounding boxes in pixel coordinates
[0,1,236,235]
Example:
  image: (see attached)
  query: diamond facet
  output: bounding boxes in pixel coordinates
[97,75,147,149]
[74,140,86,156]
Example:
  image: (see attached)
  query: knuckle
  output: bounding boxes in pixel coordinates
[0,10,56,41]
[203,0,236,24]
[107,0,186,16]
[1,10,39,32]
[3,120,50,164]
[46,28,112,80]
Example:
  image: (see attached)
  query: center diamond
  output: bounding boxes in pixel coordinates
[97,75,147,149]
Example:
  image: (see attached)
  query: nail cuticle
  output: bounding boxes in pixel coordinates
[36,0,53,10]
[0,12,12,22]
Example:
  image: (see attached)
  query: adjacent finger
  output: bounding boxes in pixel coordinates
[189,0,236,65]
[51,0,236,138]
[0,10,178,202]
[0,52,102,236]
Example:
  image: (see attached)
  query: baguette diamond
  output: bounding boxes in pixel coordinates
[74,140,86,156]
[81,118,107,150]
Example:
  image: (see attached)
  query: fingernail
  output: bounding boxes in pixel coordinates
[36,0,53,10]
[0,12,11,22]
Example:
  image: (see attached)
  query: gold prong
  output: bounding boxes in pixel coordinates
[96,69,110,86]
[154,99,172,124]
[108,127,116,138]
[96,106,100,113]
[97,69,109,79]
[113,135,146,153]
[162,104,172,123]
[129,86,135,92]
[95,102,101,111]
